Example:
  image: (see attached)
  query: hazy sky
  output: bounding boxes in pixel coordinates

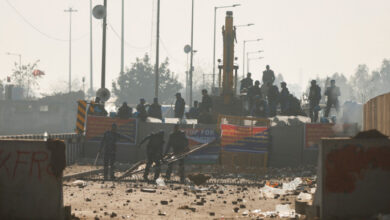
[1,0,390,96]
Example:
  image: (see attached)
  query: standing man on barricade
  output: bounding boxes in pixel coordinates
[279,82,290,115]
[175,93,185,119]
[309,80,322,122]
[324,79,340,117]
[164,124,189,183]
[139,131,165,181]
[267,82,279,117]
[148,97,162,120]
[99,123,132,180]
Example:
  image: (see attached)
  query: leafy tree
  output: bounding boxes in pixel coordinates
[0,79,4,100]
[11,60,42,99]
[112,54,183,106]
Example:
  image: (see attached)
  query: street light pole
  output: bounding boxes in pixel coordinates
[89,0,93,94]
[189,0,194,107]
[101,0,107,89]
[212,4,240,92]
[65,7,77,93]
[120,0,125,75]
[154,0,160,98]
[242,38,262,78]
[246,50,264,71]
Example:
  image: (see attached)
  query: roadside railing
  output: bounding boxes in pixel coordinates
[0,132,84,165]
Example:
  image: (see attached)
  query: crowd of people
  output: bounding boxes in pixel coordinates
[90,64,341,124]
[88,89,214,124]
[240,65,306,118]
[240,65,341,123]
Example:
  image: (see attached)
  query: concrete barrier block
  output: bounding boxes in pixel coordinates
[319,137,390,219]
[0,139,65,220]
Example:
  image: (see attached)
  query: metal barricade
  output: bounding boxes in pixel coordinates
[0,132,84,165]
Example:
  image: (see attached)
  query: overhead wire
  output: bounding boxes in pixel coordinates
[5,0,89,42]
[107,22,150,50]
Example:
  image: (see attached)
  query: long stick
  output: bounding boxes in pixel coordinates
[93,151,100,167]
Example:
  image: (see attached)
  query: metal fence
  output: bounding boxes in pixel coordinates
[364,92,390,136]
[0,132,84,165]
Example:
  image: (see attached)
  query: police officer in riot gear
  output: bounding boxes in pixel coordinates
[139,131,165,181]
[164,124,189,183]
[99,123,132,180]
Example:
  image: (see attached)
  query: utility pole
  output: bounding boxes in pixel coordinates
[154,0,160,98]
[120,0,125,75]
[65,7,77,93]
[101,0,107,89]
[89,0,93,94]
[189,0,194,107]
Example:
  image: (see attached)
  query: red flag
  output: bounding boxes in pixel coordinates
[32,69,45,76]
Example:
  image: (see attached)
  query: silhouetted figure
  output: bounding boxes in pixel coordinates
[165,124,189,183]
[99,123,132,180]
[309,80,322,122]
[187,101,200,119]
[148,97,162,120]
[248,80,262,109]
[175,93,185,119]
[324,80,340,117]
[198,110,214,124]
[240,72,253,93]
[89,97,108,116]
[139,131,165,181]
[200,89,212,113]
[136,98,148,121]
[117,102,132,119]
[251,95,268,118]
[279,82,290,115]
[288,95,306,116]
[262,65,275,85]
[267,82,279,117]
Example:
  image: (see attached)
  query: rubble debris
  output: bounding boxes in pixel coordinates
[275,204,296,218]
[110,212,117,218]
[178,205,196,212]
[187,173,211,185]
[160,200,168,205]
[72,180,87,188]
[233,207,239,213]
[141,188,156,193]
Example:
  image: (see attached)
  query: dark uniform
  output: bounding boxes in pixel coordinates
[248,81,262,109]
[117,102,132,119]
[279,83,290,115]
[251,96,268,118]
[262,65,275,85]
[324,81,340,117]
[136,102,147,122]
[140,131,165,181]
[175,93,185,119]
[201,93,212,113]
[267,84,279,117]
[99,125,131,180]
[240,74,253,93]
[165,128,189,183]
[309,81,322,122]
[148,103,162,120]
